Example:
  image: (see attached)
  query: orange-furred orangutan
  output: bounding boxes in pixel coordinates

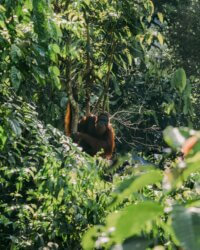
[65,105,115,159]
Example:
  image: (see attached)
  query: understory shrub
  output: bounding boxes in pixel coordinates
[0,87,113,249]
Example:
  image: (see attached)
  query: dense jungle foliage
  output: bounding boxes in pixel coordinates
[1,0,200,249]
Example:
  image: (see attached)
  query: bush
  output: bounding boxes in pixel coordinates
[82,126,200,250]
[0,87,113,249]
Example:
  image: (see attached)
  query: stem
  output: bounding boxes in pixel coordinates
[93,33,116,113]
[103,34,115,110]
[85,12,91,116]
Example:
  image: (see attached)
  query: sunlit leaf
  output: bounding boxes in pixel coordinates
[157,32,164,45]
[57,188,64,203]
[49,66,60,76]
[116,170,162,202]
[53,76,61,90]
[0,126,7,149]
[82,226,102,250]
[114,201,163,242]
[84,0,90,5]
[0,20,5,28]
[49,43,60,54]
[112,237,150,250]
[157,12,164,23]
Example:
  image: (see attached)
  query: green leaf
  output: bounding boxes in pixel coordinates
[49,43,60,54]
[10,66,22,91]
[113,201,163,243]
[116,170,162,202]
[82,226,102,250]
[8,119,22,136]
[164,101,175,115]
[57,188,64,203]
[49,66,60,76]
[112,237,150,250]
[157,12,164,23]
[157,32,164,45]
[0,126,7,150]
[163,126,186,150]
[49,20,62,40]
[183,101,189,115]
[171,68,187,93]
[53,76,61,90]
[25,0,33,10]
[124,49,132,66]
[183,81,191,97]
[0,5,6,12]
[84,0,90,5]
[183,153,200,180]
[172,205,200,250]
[0,20,5,28]
[10,44,22,62]
[49,51,57,63]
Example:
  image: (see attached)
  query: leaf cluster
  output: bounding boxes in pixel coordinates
[0,87,113,249]
[82,126,200,250]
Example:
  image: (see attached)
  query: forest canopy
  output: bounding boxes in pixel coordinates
[1,0,200,249]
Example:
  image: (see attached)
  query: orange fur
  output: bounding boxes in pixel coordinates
[65,102,71,136]
[64,106,115,159]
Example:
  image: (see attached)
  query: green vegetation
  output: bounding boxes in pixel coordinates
[1,0,200,249]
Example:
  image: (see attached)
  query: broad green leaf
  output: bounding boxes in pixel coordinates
[8,119,22,136]
[172,205,200,250]
[10,66,22,91]
[53,76,61,90]
[183,81,191,97]
[82,226,102,250]
[116,170,162,202]
[0,20,5,28]
[49,66,60,76]
[171,68,187,93]
[49,43,60,54]
[114,201,163,242]
[163,126,186,150]
[112,237,151,250]
[49,51,57,63]
[10,44,22,62]
[183,101,189,115]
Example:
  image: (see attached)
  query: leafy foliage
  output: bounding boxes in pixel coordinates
[82,126,200,250]
[0,87,113,249]
[1,0,200,249]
